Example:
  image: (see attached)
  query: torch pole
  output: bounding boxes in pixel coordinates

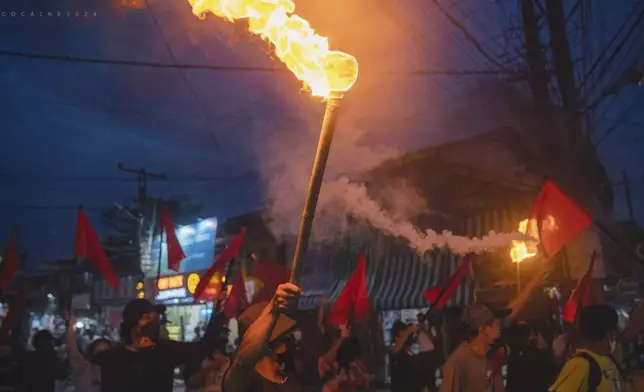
[289,97,342,284]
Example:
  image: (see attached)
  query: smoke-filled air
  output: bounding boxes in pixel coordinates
[254,103,535,256]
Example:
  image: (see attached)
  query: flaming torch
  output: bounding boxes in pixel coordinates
[187,0,359,283]
[509,218,539,293]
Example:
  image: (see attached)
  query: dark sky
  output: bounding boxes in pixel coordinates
[1,0,642,270]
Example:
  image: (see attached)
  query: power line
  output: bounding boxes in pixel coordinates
[142,0,219,149]
[0,205,104,212]
[0,172,259,183]
[0,49,509,76]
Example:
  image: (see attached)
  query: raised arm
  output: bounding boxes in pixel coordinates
[64,311,86,373]
[392,325,419,355]
[223,283,300,392]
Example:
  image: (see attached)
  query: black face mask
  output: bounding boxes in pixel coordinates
[135,321,160,346]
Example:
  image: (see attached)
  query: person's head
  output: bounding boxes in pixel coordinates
[578,304,619,354]
[87,338,110,360]
[417,312,426,325]
[119,298,165,348]
[237,301,297,384]
[462,303,510,346]
[390,320,407,340]
[32,330,55,353]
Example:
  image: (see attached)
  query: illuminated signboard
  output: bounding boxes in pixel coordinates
[149,218,217,276]
[152,271,227,304]
[157,275,184,291]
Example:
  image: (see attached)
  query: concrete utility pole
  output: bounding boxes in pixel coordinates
[117,163,167,207]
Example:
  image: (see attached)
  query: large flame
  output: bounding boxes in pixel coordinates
[509,218,539,263]
[188,0,359,98]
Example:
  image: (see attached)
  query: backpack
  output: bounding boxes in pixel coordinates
[572,352,601,392]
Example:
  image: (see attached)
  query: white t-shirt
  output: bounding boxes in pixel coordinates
[417,327,437,352]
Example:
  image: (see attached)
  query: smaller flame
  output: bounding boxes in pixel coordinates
[509,218,539,263]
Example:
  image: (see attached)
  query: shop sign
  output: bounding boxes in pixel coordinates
[155,287,188,301]
[157,275,184,291]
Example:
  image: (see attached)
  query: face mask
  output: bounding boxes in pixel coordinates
[135,321,160,346]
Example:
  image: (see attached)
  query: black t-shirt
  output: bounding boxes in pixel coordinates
[390,351,423,392]
[506,348,558,392]
[93,340,204,392]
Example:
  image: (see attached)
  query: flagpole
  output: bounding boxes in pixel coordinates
[425,254,470,317]
[156,224,164,297]
[573,251,597,326]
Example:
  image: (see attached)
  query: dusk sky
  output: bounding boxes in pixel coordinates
[1,0,642,270]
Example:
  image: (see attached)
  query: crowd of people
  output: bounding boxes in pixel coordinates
[1,282,644,392]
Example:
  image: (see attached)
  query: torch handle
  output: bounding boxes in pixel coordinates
[289,98,341,284]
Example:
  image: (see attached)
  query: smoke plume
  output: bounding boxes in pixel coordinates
[254,108,533,255]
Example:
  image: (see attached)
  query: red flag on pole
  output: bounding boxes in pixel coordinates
[0,229,20,291]
[223,272,248,318]
[423,255,472,309]
[74,207,120,289]
[160,207,186,272]
[531,181,592,258]
[562,252,597,324]
[247,260,290,304]
[193,227,246,303]
[328,253,370,325]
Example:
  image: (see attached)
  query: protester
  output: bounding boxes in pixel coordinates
[185,339,231,392]
[390,321,423,392]
[91,297,222,392]
[221,282,305,392]
[549,304,622,392]
[64,311,110,392]
[417,312,439,392]
[506,322,557,392]
[17,329,67,392]
[439,303,510,392]
[318,323,353,392]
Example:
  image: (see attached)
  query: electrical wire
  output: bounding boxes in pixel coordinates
[0,205,104,212]
[0,49,508,76]
[142,0,219,149]
[0,172,259,183]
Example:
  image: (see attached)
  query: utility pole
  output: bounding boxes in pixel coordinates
[117,162,167,208]
[545,0,583,151]
[519,0,551,121]
[117,163,167,280]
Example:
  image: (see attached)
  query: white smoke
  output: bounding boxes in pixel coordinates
[333,178,534,254]
[255,112,533,255]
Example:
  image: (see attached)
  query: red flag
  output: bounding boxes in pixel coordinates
[247,260,290,304]
[531,181,592,258]
[562,252,597,323]
[0,230,20,291]
[223,272,248,318]
[160,207,186,272]
[0,283,26,341]
[74,208,120,289]
[328,253,370,325]
[423,255,472,309]
[193,227,246,303]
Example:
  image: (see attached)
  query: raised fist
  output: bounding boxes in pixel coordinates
[272,283,302,315]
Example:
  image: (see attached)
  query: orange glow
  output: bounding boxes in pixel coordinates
[157,275,184,290]
[509,219,539,263]
[118,0,144,8]
[187,0,359,98]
